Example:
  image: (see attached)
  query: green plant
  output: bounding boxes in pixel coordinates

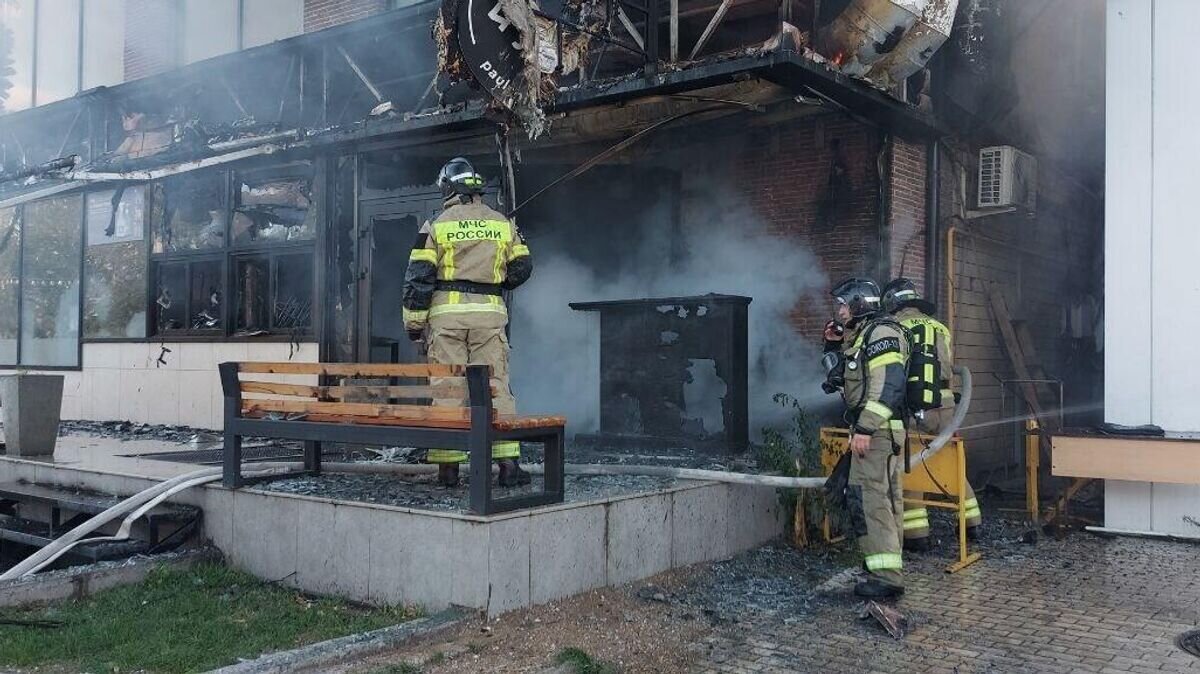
[758,393,826,536]
[555,647,619,674]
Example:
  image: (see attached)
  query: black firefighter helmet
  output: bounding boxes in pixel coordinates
[881,277,935,315]
[831,277,882,320]
[437,157,485,197]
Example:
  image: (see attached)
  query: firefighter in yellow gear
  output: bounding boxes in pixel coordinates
[881,277,982,551]
[824,277,910,599]
[402,157,533,488]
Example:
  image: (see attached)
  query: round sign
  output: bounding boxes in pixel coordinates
[454,0,525,106]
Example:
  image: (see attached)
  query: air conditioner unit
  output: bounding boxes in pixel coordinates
[977,145,1037,211]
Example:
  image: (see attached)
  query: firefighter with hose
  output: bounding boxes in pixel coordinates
[822,277,911,599]
[881,277,982,550]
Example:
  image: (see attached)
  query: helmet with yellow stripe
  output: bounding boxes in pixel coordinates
[437,157,485,197]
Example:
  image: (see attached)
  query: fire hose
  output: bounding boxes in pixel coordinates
[0,463,302,581]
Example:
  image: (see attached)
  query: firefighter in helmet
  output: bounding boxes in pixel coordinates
[402,157,533,487]
[824,277,910,598]
[882,277,982,550]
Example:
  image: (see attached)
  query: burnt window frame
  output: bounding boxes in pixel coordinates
[143,163,317,341]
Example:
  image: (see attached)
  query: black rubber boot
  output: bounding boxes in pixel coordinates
[497,460,532,487]
[854,576,905,599]
[967,525,981,542]
[437,464,460,488]
[904,537,934,553]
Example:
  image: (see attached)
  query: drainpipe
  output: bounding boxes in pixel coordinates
[925,138,940,307]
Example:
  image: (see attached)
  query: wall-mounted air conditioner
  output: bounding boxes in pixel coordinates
[977,145,1037,212]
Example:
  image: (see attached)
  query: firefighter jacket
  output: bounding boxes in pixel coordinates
[840,316,911,435]
[895,304,955,407]
[402,195,532,332]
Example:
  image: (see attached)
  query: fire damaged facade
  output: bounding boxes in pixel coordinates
[0,0,1102,477]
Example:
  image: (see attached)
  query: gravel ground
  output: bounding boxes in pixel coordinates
[257,472,678,512]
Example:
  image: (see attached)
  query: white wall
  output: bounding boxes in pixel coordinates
[1104,0,1200,536]
[1108,0,1200,432]
[1,342,318,431]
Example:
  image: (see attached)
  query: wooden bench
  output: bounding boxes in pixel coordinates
[218,361,566,515]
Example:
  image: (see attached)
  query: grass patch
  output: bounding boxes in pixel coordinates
[555,647,619,674]
[365,665,422,674]
[0,563,419,674]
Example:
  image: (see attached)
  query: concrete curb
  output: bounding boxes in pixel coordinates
[207,607,469,674]
[0,547,221,608]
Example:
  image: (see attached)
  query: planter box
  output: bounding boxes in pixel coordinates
[0,374,64,457]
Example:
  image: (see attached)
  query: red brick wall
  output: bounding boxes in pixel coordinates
[731,114,884,339]
[124,0,180,81]
[304,0,389,32]
[888,137,927,292]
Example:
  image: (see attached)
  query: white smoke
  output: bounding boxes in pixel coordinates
[508,184,835,440]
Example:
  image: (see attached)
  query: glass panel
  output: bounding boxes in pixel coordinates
[274,253,313,332]
[0,0,36,113]
[85,188,146,338]
[189,259,223,331]
[0,208,20,363]
[86,188,145,246]
[233,256,268,334]
[20,196,83,367]
[155,174,226,253]
[153,262,187,332]
[242,0,301,48]
[34,0,81,105]
[82,0,126,90]
[232,168,316,245]
[182,0,238,64]
[84,241,146,339]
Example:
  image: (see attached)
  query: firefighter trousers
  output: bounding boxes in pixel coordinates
[848,421,905,586]
[425,324,520,463]
[903,404,981,540]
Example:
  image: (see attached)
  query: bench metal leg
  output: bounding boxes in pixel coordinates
[223,429,243,489]
[468,418,492,515]
[304,441,323,475]
[544,429,565,500]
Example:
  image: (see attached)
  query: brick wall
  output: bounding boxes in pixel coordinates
[888,137,926,292]
[304,0,389,32]
[729,113,884,339]
[124,0,180,81]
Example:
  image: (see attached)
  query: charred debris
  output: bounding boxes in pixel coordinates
[0,0,960,204]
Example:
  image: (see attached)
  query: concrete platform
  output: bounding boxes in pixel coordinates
[0,436,785,615]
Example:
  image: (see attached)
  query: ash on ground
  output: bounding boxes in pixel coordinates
[257,472,677,511]
[634,508,1045,629]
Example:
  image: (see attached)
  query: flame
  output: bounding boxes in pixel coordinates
[832,51,847,67]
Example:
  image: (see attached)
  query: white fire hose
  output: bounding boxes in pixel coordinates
[0,463,302,581]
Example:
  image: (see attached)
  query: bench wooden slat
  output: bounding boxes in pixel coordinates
[241,399,479,423]
[235,362,470,377]
[241,381,472,400]
[241,411,564,431]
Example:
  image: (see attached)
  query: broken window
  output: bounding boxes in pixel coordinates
[153,262,187,332]
[154,174,227,254]
[20,195,83,367]
[231,166,317,245]
[233,253,313,334]
[189,260,224,332]
[84,189,147,339]
[0,208,21,363]
[150,164,314,339]
[274,253,313,331]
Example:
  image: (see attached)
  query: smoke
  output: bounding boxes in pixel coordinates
[509,182,835,440]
